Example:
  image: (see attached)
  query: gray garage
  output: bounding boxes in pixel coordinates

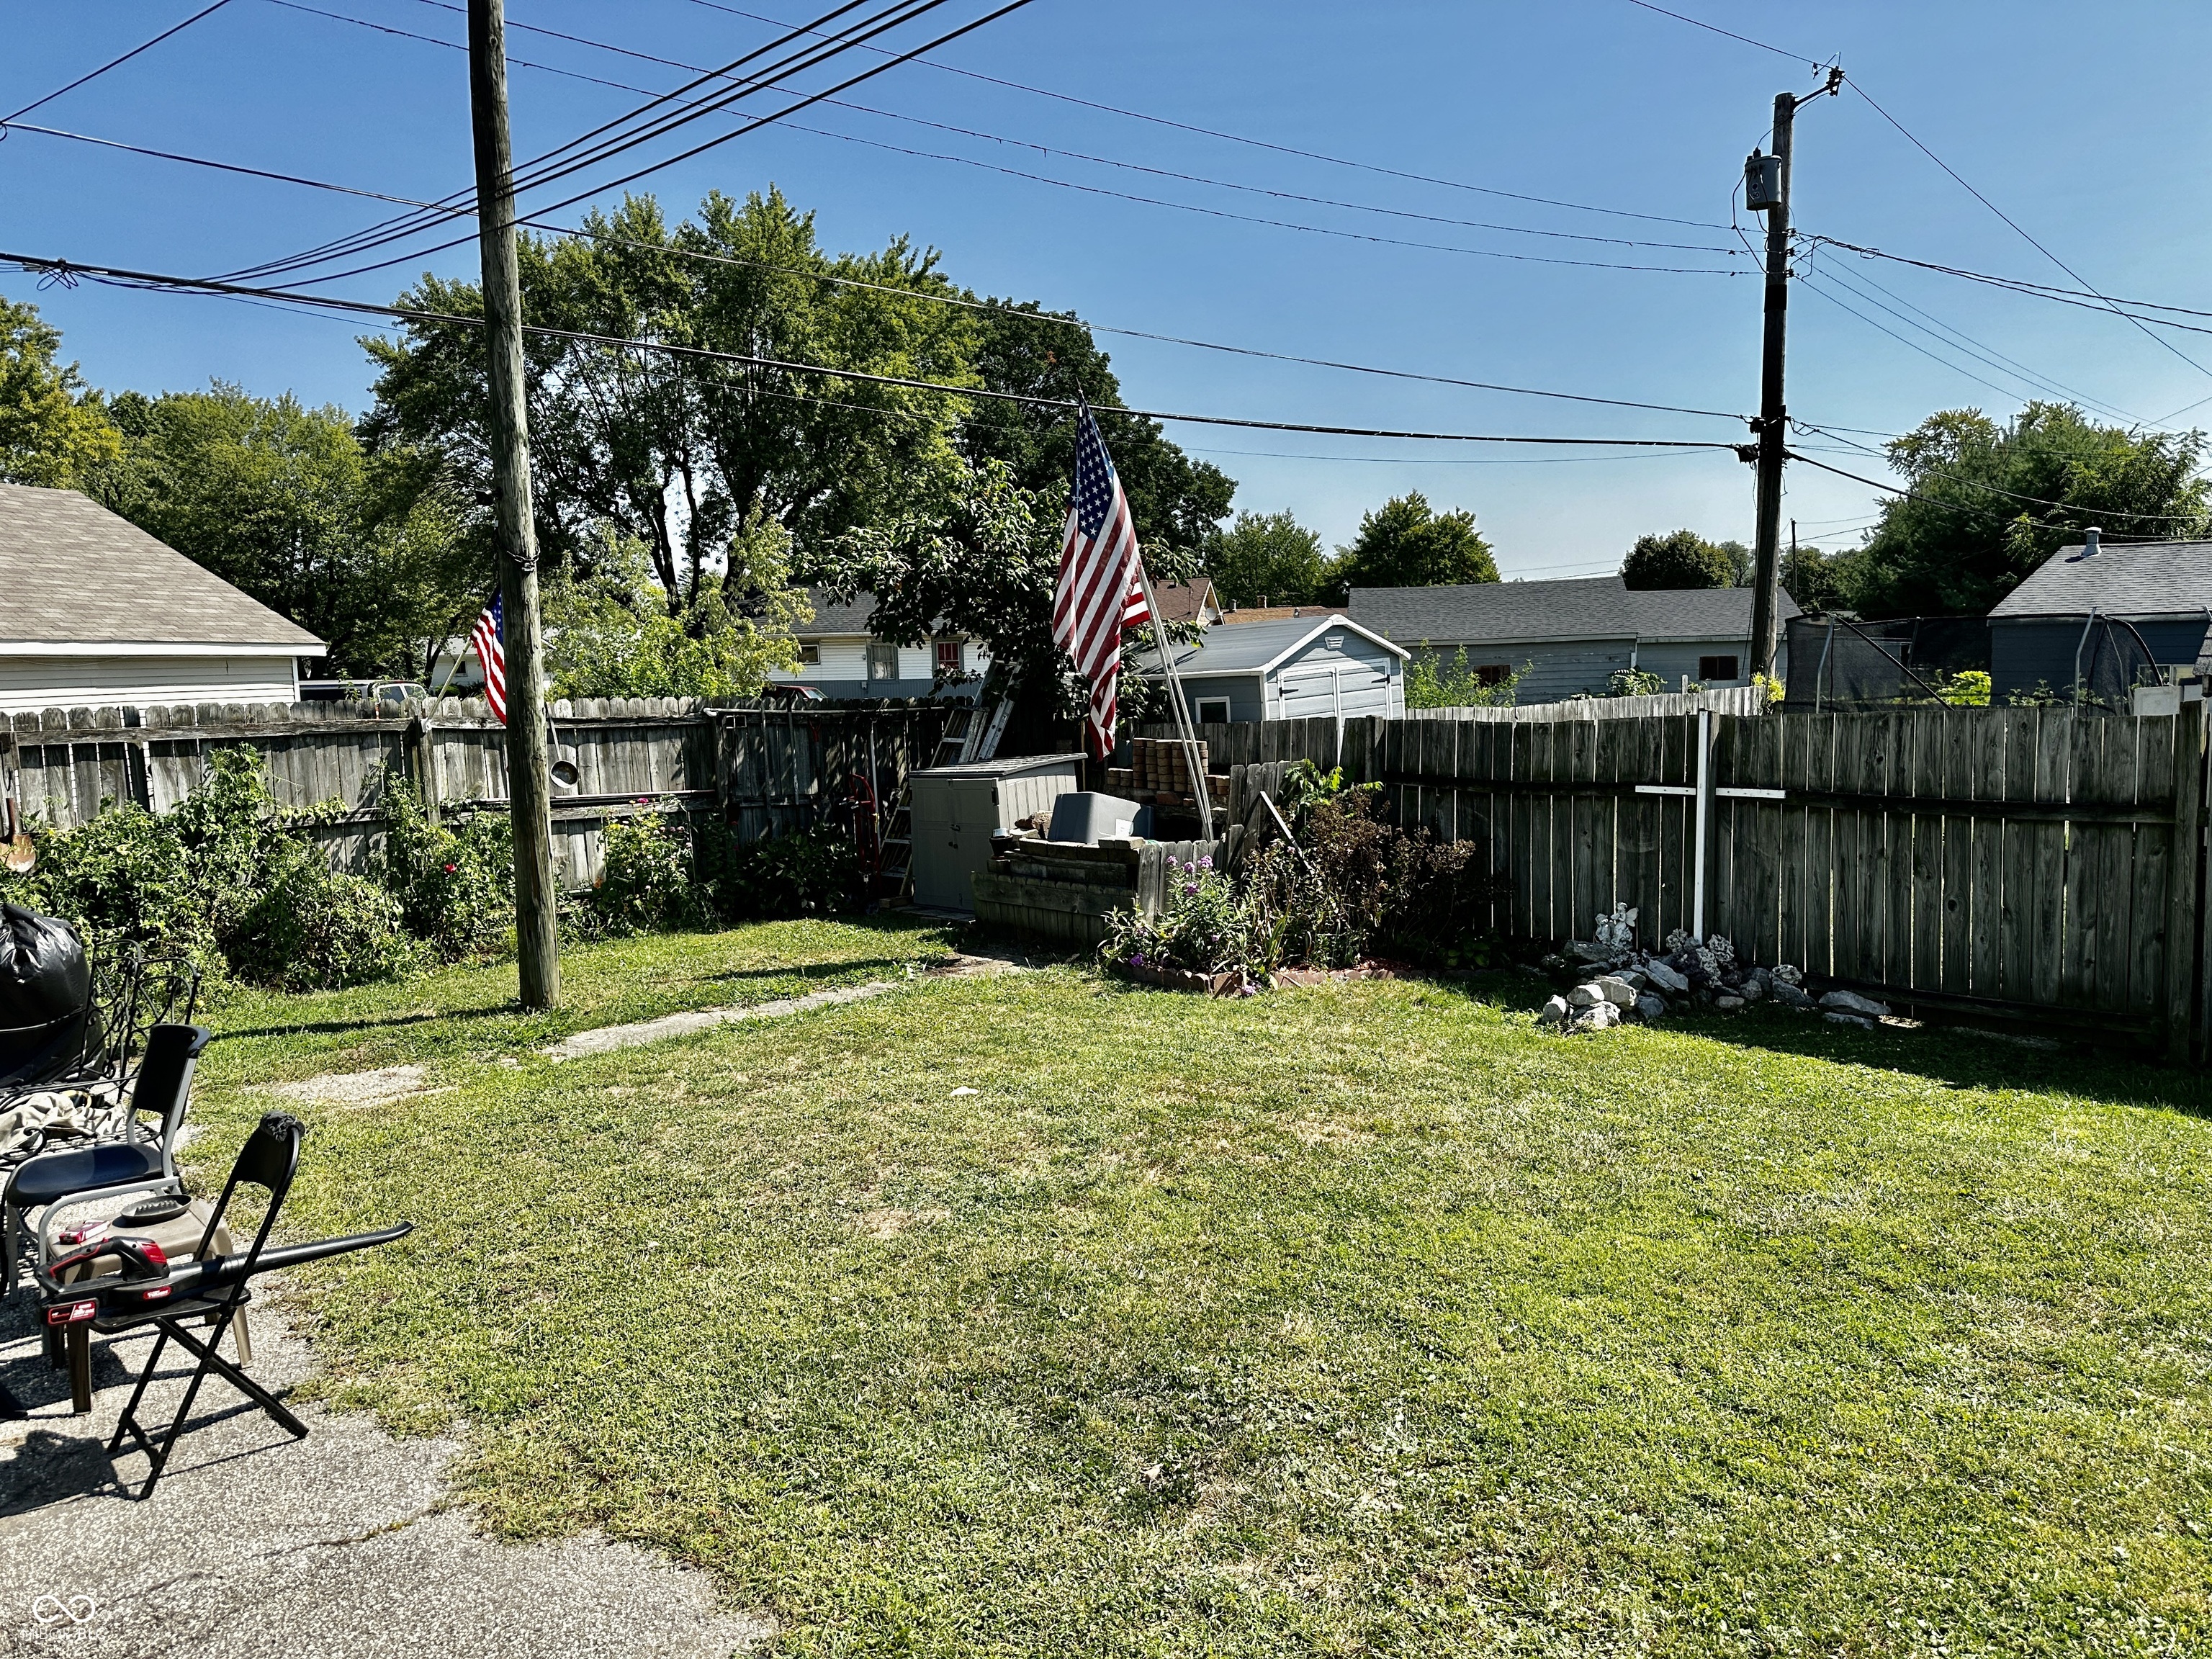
[1128,614,1408,724]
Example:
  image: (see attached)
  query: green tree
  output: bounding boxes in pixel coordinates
[1208,509,1326,606]
[956,300,1234,555]
[1840,403,2211,617]
[87,384,475,678]
[1326,493,1496,601]
[1621,528,1743,589]
[544,516,807,700]
[0,294,121,487]
[362,189,977,606]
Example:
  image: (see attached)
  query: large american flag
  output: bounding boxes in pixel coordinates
[469,591,508,725]
[1052,405,1150,758]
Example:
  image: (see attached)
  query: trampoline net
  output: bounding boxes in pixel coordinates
[1782,614,2161,713]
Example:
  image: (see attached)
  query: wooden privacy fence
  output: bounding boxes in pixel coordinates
[1,696,950,891]
[1214,706,2210,1054]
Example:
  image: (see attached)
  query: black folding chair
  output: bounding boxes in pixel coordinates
[102,1112,309,1501]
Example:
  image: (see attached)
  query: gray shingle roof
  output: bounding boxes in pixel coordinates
[0,484,323,649]
[1349,576,1794,645]
[1990,541,2212,618]
[1129,614,1405,675]
[796,588,878,635]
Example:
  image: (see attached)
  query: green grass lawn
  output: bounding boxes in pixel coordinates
[191,931,2212,1656]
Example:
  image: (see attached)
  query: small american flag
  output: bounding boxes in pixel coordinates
[469,591,508,725]
[1052,405,1149,758]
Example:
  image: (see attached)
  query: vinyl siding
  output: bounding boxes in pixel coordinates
[1634,637,1773,688]
[1411,639,1632,703]
[770,635,992,688]
[0,652,301,714]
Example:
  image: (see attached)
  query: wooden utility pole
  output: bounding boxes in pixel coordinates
[468,0,560,1008]
[1747,89,1794,683]
[1748,69,1841,680]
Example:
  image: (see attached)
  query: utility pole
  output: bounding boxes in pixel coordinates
[1746,68,1841,680]
[469,0,560,1009]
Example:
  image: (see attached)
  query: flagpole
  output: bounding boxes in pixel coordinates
[1133,559,1214,842]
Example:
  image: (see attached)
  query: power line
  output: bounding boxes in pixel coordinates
[2,119,1755,423]
[1845,79,2212,388]
[1808,248,2144,423]
[3,0,238,123]
[1805,235,2212,327]
[685,0,1733,230]
[2,247,1751,452]
[1798,271,2041,409]
[299,0,1742,258]
[227,0,955,284]
[1795,423,2212,526]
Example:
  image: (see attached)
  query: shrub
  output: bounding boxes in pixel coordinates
[1244,786,1511,971]
[1101,855,1265,979]
[228,845,421,992]
[588,800,707,937]
[377,778,514,961]
[696,822,858,920]
[1607,667,1665,698]
[1407,647,1524,709]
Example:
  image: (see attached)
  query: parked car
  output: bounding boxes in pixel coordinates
[297,679,428,704]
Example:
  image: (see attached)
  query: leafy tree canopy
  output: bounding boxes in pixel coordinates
[0,294,121,489]
[1326,493,1496,601]
[544,516,807,700]
[362,189,979,606]
[956,300,1234,555]
[86,384,474,679]
[1621,528,1747,589]
[1838,403,2211,617]
[1208,508,1326,606]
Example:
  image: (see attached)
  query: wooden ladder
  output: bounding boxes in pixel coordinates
[878,698,1010,905]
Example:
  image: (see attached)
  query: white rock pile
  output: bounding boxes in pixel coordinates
[1535,904,1892,1035]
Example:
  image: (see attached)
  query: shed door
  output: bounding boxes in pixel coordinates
[914,778,1000,910]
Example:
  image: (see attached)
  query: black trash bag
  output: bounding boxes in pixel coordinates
[0,904,90,1032]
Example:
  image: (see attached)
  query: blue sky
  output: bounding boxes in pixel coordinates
[6,0,2211,579]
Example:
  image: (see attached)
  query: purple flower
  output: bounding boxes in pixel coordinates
[1184,882,1199,896]
[1197,856,1214,870]
[1129,952,1146,967]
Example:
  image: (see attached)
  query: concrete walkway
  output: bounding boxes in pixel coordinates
[0,1294,773,1656]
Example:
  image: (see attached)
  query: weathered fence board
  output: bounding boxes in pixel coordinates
[1,696,951,891]
[1216,702,2208,1046]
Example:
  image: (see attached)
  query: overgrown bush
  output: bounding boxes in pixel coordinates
[696,821,858,920]
[587,801,707,937]
[1244,767,1511,971]
[227,843,420,992]
[1100,855,1266,979]
[377,779,514,961]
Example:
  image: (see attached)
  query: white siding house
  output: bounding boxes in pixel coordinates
[0,485,324,714]
[767,590,989,701]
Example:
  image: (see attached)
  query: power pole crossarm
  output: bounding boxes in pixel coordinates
[469,0,561,1009]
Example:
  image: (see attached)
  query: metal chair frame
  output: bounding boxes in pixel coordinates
[1,1025,207,1296]
[103,1114,307,1501]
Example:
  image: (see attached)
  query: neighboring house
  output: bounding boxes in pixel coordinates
[1351,576,1794,702]
[765,589,989,701]
[1128,614,1408,723]
[1217,603,1344,626]
[1150,578,1223,627]
[1987,532,2212,699]
[0,483,325,714]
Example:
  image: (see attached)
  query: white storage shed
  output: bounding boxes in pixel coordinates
[1127,614,1408,724]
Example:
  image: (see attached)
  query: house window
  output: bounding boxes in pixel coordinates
[1195,697,1231,724]
[935,639,964,675]
[1699,655,1741,682]
[797,642,821,666]
[866,642,901,680]
[1475,663,1514,686]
